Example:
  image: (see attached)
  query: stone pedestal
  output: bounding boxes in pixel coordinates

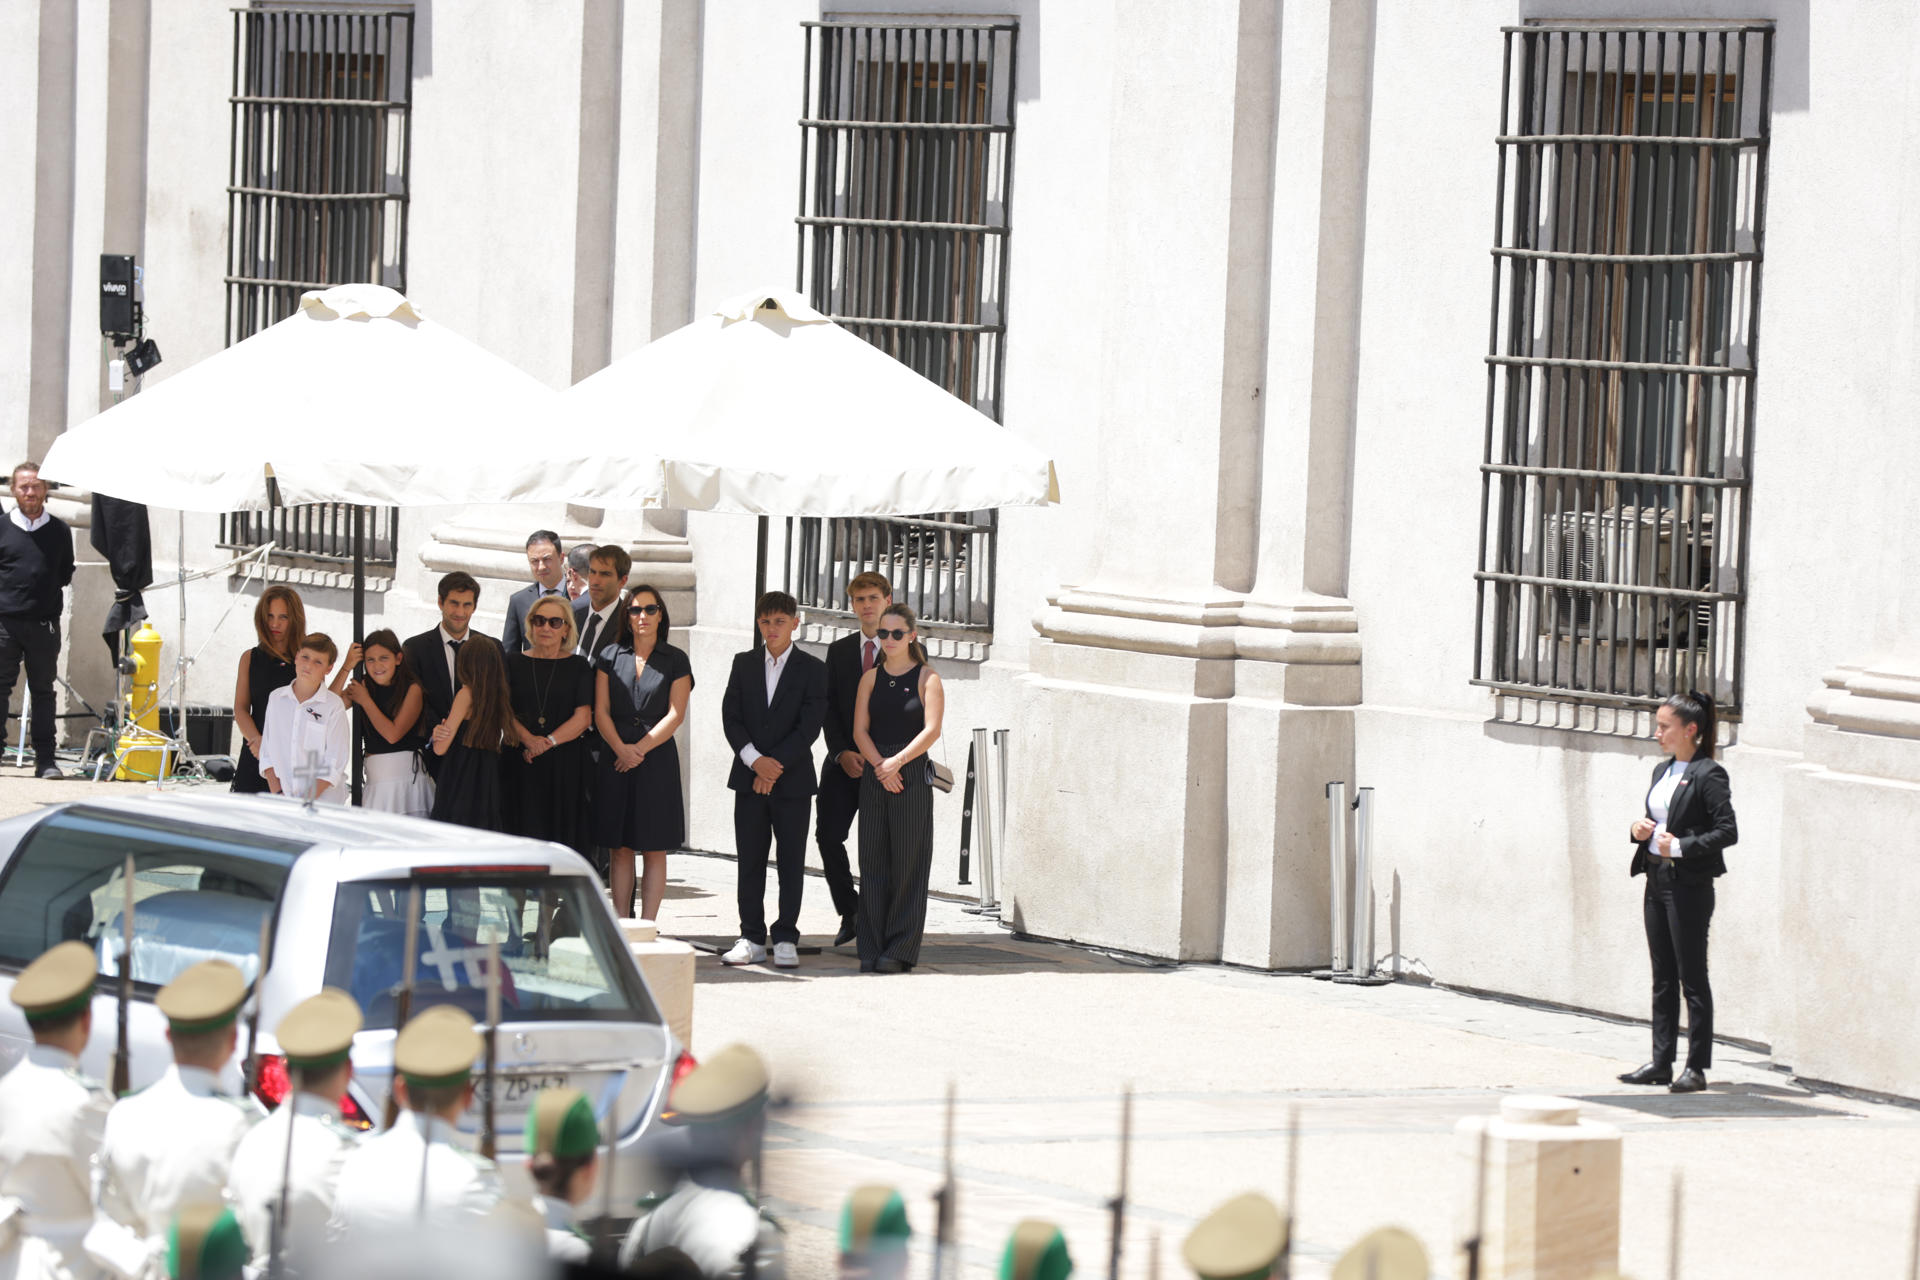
[1454,1096,1621,1280]
[622,917,695,1050]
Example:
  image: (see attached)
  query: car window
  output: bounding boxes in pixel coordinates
[323,875,658,1029]
[0,807,302,989]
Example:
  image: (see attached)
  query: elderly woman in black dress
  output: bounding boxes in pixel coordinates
[230,585,304,794]
[593,585,693,920]
[506,593,594,855]
[852,603,945,973]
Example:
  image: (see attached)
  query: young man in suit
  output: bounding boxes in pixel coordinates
[815,572,891,946]
[571,544,629,881]
[402,571,480,777]
[719,591,828,969]
[501,530,566,654]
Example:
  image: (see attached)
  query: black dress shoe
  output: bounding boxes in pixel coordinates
[1618,1062,1673,1086]
[1669,1068,1708,1093]
[36,766,62,780]
[834,916,858,947]
[874,956,906,974]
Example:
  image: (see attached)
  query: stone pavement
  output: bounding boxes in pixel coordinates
[4,771,1918,1279]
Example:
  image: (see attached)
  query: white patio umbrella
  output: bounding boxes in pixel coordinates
[550,290,1058,515]
[41,284,629,512]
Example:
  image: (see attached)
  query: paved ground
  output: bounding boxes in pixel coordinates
[6,769,1920,1279]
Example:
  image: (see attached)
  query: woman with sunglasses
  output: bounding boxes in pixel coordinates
[851,604,945,973]
[593,585,694,920]
[505,594,595,857]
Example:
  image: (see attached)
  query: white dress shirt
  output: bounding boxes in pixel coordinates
[9,508,50,532]
[577,601,617,659]
[1647,759,1688,858]
[255,684,351,803]
[438,626,468,686]
[738,645,793,768]
[226,1092,360,1264]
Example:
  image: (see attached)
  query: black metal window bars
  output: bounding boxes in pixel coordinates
[1472,22,1773,723]
[785,21,1019,633]
[219,4,413,566]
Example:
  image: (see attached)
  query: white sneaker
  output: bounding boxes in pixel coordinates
[772,942,799,969]
[720,939,767,966]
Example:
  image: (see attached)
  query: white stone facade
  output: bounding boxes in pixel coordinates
[5,2,1918,1097]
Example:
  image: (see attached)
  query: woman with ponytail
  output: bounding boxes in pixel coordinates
[851,604,945,973]
[1619,690,1738,1094]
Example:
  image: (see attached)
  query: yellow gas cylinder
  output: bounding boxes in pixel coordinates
[115,623,172,781]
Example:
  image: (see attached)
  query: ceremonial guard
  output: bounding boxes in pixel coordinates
[92,961,257,1278]
[327,1005,502,1235]
[162,1205,247,1280]
[836,1186,910,1280]
[1327,1227,1427,1280]
[0,942,113,1280]
[998,1221,1073,1280]
[224,990,364,1265]
[524,1088,599,1263]
[1182,1193,1285,1280]
[619,1043,784,1280]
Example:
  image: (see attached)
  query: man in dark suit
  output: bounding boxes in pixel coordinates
[501,530,566,654]
[401,571,480,778]
[815,572,891,946]
[571,544,629,881]
[719,591,828,969]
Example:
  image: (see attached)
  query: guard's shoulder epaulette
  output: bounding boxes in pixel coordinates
[451,1144,494,1171]
[63,1065,108,1094]
[630,1194,667,1212]
[317,1112,362,1141]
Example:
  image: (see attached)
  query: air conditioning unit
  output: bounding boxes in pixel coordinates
[1538,508,1715,648]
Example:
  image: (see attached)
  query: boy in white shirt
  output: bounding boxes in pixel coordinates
[258,632,351,804]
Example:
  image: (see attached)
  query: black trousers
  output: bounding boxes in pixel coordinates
[735,791,812,946]
[855,769,934,969]
[1644,868,1716,1070]
[812,766,864,921]
[0,614,60,764]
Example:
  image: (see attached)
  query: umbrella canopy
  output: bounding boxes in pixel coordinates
[552,290,1058,516]
[40,285,611,511]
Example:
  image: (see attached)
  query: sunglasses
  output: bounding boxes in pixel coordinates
[875,627,910,641]
[628,603,662,616]
[529,614,568,629]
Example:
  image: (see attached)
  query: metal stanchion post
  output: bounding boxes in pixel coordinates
[10,688,30,767]
[1334,787,1391,985]
[963,728,1000,917]
[1315,782,1348,978]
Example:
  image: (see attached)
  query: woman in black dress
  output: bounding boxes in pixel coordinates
[593,585,693,921]
[429,636,514,831]
[230,585,304,794]
[505,594,594,854]
[852,604,946,973]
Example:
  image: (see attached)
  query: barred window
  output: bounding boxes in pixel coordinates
[1473,22,1773,721]
[785,20,1018,633]
[221,4,413,566]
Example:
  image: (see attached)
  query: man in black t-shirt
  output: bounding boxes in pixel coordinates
[0,463,75,777]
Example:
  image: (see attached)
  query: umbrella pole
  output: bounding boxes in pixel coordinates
[753,516,769,649]
[351,504,365,805]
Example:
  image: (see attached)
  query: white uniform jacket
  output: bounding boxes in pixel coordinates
[618,1172,784,1280]
[326,1112,502,1238]
[0,1046,112,1278]
[94,1065,257,1242]
[224,1093,360,1263]
[534,1195,592,1265]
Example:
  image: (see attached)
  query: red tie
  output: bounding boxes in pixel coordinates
[862,639,877,672]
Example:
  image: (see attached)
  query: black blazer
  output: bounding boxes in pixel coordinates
[822,632,871,761]
[401,628,457,739]
[1630,756,1737,883]
[721,646,828,797]
[501,584,565,655]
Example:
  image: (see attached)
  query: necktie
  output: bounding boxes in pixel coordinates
[580,614,602,658]
[448,638,464,690]
[862,639,877,672]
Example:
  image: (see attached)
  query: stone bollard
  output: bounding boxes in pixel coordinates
[621,918,696,1050]
[1454,1095,1621,1280]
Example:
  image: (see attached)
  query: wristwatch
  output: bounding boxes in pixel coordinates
[544,734,557,747]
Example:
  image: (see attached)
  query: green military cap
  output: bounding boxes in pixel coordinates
[12,940,98,1024]
[156,960,248,1034]
[1329,1227,1428,1280]
[527,1087,599,1159]
[167,1203,248,1280]
[1000,1220,1072,1280]
[394,1004,482,1088]
[839,1184,912,1254]
[276,988,362,1072]
[1183,1192,1287,1280]
[669,1043,769,1122]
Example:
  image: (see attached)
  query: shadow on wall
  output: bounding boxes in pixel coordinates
[1515,0,1810,113]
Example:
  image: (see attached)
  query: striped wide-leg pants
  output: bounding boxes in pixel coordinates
[856,756,935,969]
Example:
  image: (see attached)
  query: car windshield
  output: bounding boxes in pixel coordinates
[0,807,302,989]
[323,874,657,1029]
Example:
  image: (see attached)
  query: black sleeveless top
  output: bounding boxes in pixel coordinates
[246,644,295,733]
[866,662,925,747]
[359,678,422,756]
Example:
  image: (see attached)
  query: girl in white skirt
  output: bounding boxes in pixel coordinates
[335,628,434,816]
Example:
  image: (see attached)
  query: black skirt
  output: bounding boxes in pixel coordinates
[595,738,684,851]
[431,741,505,832]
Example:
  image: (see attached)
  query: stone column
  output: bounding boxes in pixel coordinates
[1454,1096,1622,1280]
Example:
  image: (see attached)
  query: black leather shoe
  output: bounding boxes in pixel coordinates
[834,916,858,947]
[1669,1068,1708,1093]
[874,956,906,974]
[35,765,61,780]
[1618,1062,1673,1086]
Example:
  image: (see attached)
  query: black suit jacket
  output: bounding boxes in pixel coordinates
[501,584,566,654]
[721,646,828,797]
[1630,756,1737,883]
[401,628,457,740]
[822,632,873,761]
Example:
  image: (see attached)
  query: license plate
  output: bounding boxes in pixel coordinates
[474,1073,569,1108]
